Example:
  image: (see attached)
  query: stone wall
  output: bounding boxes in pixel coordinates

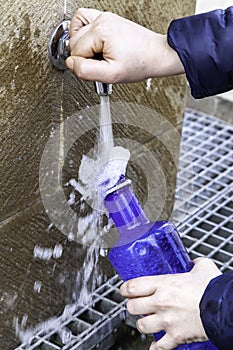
[0,0,195,348]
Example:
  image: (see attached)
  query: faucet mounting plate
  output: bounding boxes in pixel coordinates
[49,20,71,71]
[48,20,112,95]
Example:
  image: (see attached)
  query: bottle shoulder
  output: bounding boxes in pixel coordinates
[111,220,177,248]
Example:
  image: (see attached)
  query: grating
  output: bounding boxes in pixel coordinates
[178,187,233,273]
[15,275,125,350]
[173,109,233,273]
[15,109,233,350]
[173,109,233,224]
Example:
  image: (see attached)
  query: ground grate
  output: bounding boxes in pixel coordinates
[173,108,232,225]
[16,275,125,350]
[178,187,233,272]
[173,109,233,273]
[15,109,233,350]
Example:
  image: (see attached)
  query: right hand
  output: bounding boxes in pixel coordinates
[66,8,185,83]
[120,258,222,350]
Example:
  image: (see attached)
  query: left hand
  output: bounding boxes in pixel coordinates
[66,8,184,83]
[120,258,221,350]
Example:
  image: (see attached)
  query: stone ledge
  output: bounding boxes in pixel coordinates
[186,88,233,125]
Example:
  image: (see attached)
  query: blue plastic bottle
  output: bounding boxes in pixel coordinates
[104,178,217,350]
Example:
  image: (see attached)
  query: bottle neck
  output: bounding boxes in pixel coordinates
[104,182,149,235]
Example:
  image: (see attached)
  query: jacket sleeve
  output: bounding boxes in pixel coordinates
[199,271,233,350]
[167,7,233,99]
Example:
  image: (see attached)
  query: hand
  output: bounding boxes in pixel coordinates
[66,8,185,83]
[120,258,221,350]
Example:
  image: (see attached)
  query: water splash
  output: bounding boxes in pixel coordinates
[146,78,152,91]
[16,93,130,347]
[33,244,63,261]
[33,281,42,293]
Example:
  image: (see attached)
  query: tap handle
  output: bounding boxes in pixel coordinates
[49,20,112,95]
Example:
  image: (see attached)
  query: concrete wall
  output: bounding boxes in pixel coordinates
[0,0,195,348]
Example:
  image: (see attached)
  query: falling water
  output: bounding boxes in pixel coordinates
[98,95,114,160]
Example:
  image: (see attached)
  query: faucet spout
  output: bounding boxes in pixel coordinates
[94,82,112,96]
[48,20,112,96]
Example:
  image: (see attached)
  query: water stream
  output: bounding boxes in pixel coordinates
[76,95,130,210]
[99,95,114,160]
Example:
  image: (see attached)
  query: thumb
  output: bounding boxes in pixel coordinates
[66,56,117,83]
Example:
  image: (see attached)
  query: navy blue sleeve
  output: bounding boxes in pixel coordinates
[199,271,233,350]
[167,7,233,99]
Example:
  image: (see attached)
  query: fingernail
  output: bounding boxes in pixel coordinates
[127,282,135,294]
[66,56,75,70]
[120,281,135,296]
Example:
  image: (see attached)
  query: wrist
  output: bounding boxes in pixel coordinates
[148,33,185,78]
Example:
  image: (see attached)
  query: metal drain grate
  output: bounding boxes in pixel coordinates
[173,109,233,273]
[173,109,233,224]
[16,109,233,350]
[16,275,125,350]
[178,187,233,272]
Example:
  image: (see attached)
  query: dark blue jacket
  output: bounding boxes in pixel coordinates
[168,6,233,99]
[168,7,233,350]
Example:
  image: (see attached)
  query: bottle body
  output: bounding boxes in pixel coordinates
[108,221,216,349]
[105,181,217,350]
[108,221,193,280]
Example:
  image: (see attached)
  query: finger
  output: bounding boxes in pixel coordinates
[75,8,103,23]
[192,257,205,264]
[66,56,118,82]
[120,275,168,298]
[69,24,94,56]
[69,16,90,38]
[69,16,87,36]
[70,24,105,58]
[136,314,163,334]
[127,296,157,315]
[70,8,102,35]
[155,333,179,350]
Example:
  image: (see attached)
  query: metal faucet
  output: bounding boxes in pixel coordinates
[48,20,112,96]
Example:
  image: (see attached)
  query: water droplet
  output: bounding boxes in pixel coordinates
[53,244,63,259]
[34,281,42,293]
